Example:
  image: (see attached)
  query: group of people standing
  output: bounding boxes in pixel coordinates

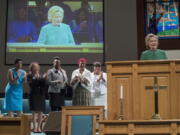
[3,31,167,132]
[3,57,107,133]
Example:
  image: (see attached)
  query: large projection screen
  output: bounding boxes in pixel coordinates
[5,0,104,64]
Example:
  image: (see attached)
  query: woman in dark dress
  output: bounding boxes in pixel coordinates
[27,62,46,133]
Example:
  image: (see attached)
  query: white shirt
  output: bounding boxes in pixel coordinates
[71,68,92,92]
[91,72,107,94]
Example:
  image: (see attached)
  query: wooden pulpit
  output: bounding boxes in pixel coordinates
[106,60,180,120]
[0,114,30,135]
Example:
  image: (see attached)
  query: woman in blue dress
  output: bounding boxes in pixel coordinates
[4,58,26,117]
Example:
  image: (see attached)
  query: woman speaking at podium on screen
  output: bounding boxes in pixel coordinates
[38,6,75,45]
[140,33,167,60]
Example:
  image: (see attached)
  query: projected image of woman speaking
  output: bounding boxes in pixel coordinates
[6,0,104,64]
[38,5,75,45]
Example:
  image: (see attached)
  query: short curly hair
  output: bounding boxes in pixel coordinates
[48,6,64,23]
[145,33,159,49]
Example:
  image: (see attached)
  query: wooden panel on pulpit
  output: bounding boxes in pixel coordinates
[112,76,132,120]
[106,60,180,120]
[139,75,170,119]
[176,73,180,119]
[0,115,30,135]
[99,120,180,135]
[158,76,170,118]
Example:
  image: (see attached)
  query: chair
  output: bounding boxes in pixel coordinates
[61,106,104,135]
